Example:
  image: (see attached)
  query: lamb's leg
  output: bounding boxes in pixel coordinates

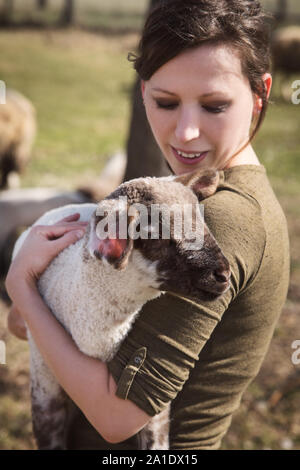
[138,405,170,450]
[29,338,68,450]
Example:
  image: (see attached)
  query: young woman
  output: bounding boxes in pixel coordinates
[6,0,290,450]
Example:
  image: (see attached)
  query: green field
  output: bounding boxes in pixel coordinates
[0,12,299,450]
[0,29,138,188]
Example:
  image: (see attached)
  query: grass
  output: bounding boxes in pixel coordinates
[0,29,138,188]
[254,98,300,197]
[1,0,149,31]
[0,25,299,450]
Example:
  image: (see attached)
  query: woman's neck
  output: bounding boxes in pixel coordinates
[223,144,261,170]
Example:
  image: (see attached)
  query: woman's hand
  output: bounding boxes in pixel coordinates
[5,213,88,312]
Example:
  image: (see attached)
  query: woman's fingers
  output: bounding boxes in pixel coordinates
[7,223,87,286]
[54,213,87,226]
[34,223,87,241]
[47,226,86,252]
[5,217,89,306]
[56,213,80,223]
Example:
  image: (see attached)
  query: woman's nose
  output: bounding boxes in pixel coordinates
[175,107,201,143]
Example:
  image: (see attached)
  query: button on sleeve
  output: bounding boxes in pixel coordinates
[114,347,147,400]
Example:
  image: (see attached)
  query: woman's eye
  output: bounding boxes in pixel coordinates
[155,101,178,110]
[203,104,228,114]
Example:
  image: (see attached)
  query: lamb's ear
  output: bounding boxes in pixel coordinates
[174,169,219,200]
[89,205,138,270]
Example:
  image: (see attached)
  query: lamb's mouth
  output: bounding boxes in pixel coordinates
[158,278,230,302]
[196,282,231,301]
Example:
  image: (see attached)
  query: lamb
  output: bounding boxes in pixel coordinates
[12,168,231,450]
[0,89,36,189]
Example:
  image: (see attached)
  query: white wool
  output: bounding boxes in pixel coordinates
[13,200,167,450]
[13,202,162,361]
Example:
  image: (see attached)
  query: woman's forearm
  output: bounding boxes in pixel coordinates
[18,281,150,443]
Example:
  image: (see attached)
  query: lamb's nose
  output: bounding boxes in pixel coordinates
[214,268,231,284]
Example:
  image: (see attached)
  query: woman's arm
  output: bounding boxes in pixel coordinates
[5,216,151,444]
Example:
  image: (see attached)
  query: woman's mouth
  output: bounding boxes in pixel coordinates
[171,146,209,165]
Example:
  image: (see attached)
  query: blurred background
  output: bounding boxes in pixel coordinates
[0,0,299,450]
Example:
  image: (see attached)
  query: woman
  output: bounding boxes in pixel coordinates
[6,0,289,450]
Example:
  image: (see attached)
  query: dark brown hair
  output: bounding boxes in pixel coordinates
[129,0,274,143]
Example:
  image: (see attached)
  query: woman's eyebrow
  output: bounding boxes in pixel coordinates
[151,87,177,96]
[151,87,228,98]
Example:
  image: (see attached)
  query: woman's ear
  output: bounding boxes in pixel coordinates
[253,73,272,116]
[263,73,272,100]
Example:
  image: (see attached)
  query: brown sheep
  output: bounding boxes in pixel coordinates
[0,89,36,189]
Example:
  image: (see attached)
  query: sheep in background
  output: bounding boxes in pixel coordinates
[0,187,91,287]
[271,26,300,99]
[0,89,36,189]
[12,168,231,450]
[272,26,300,75]
[0,152,126,287]
[78,151,127,202]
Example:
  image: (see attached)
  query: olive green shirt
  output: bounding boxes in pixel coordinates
[66,165,290,450]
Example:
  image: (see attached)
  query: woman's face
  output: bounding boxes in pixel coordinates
[142,44,271,175]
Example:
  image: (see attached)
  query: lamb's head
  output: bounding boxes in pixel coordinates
[86,169,231,302]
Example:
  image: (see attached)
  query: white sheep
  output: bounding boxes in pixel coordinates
[12,169,231,450]
[0,89,36,189]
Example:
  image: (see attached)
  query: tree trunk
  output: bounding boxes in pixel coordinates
[123,0,170,181]
[277,0,288,22]
[0,0,13,25]
[124,79,170,181]
[37,0,48,9]
[60,0,75,26]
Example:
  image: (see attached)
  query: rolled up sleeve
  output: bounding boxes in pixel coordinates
[107,291,231,417]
